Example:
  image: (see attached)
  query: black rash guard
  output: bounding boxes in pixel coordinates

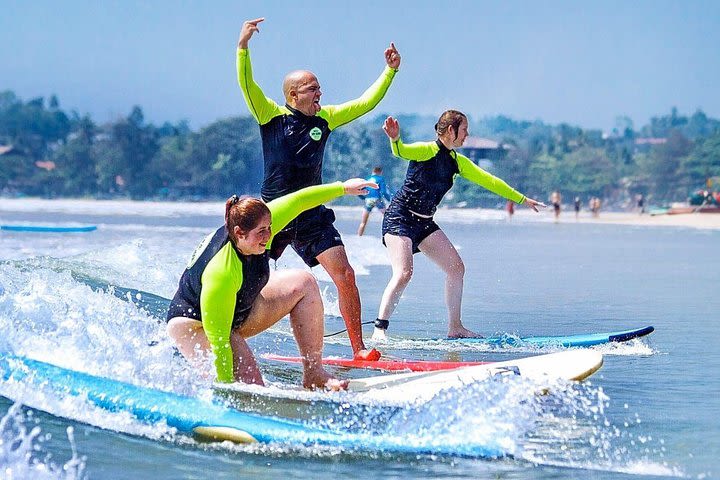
[389,138,526,216]
[237,47,397,206]
[256,104,331,202]
[166,225,269,329]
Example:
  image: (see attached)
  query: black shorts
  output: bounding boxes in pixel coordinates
[269,205,344,267]
[166,296,250,330]
[381,202,440,254]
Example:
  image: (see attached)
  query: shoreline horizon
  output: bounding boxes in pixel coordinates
[2,197,720,231]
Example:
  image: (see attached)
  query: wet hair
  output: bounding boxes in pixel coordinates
[372,166,383,174]
[435,110,467,141]
[224,195,270,239]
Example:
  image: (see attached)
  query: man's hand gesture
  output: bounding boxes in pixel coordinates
[238,17,264,49]
[385,42,401,70]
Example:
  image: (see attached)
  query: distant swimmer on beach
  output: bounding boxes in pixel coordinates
[236,18,401,361]
[506,199,515,220]
[574,196,581,220]
[166,179,377,389]
[357,166,393,236]
[550,190,562,222]
[372,112,546,340]
[636,193,645,215]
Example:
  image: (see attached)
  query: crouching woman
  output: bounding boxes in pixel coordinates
[167,179,376,389]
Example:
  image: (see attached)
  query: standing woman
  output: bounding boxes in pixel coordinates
[550,190,562,222]
[372,112,545,340]
[167,179,375,389]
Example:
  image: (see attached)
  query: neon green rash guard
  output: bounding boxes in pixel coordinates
[389,138,526,216]
[237,47,397,202]
[167,182,345,382]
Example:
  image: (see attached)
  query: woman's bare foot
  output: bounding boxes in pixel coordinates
[447,325,483,339]
[302,369,349,391]
[371,327,388,342]
[322,378,349,391]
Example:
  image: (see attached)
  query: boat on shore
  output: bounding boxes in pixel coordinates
[666,205,720,215]
[660,188,720,215]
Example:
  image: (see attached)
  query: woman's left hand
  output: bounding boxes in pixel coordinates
[524,197,547,212]
[343,178,379,196]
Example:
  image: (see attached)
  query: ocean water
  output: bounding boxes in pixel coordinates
[0,201,718,479]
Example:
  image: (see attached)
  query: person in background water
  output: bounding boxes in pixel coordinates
[574,196,582,220]
[505,199,515,220]
[166,179,377,389]
[357,166,393,236]
[636,193,645,215]
[236,18,401,361]
[550,190,562,222]
[372,112,545,340]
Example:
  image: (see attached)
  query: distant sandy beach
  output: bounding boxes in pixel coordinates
[510,208,720,230]
[2,198,720,230]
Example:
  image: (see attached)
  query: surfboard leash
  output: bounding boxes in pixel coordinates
[323,320,375,338]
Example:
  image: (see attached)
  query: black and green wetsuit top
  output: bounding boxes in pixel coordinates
[167,182,346,382]
[237,48,397,203]
[389,138,526,216]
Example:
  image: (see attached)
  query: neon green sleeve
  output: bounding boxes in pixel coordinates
[200,243,244,383]
[237,48,285,125]
[390,138,439,162]
[456,154,526,204]
[267,182,345,244]
[320,66,397,130]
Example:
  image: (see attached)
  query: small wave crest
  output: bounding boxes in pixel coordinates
[0,402,86,480]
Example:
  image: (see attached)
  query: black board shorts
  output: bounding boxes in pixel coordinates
[381,202,440,254]
[166,297,251,330]
[269,205,344,267]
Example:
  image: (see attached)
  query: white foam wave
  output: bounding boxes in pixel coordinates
[0,403,87,480]
[0,198,224,218]
[0,263,195,393]
[593,339,656,357]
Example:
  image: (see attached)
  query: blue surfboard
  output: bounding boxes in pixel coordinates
[440,326,654,347]
[1,225,97,233]
[0,353,504,458]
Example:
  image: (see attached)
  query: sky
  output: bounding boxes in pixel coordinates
[2,0,719,132]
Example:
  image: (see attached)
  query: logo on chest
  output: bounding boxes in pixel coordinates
[309,127,323,141]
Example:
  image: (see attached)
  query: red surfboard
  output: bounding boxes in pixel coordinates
[262,354,490,372]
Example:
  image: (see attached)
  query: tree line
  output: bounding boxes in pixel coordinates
[1,89,719,208]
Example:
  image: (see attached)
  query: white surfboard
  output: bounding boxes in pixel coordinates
[216,350,603,406]
[347,349,602,396]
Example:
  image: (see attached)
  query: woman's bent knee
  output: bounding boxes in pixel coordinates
[454,260,466,277]
[394,267,413,286]
[445,259,465,278]
[288,270,320,296]
[167,317,200,339]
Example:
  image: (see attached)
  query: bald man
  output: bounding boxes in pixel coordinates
[236,18,401,361]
